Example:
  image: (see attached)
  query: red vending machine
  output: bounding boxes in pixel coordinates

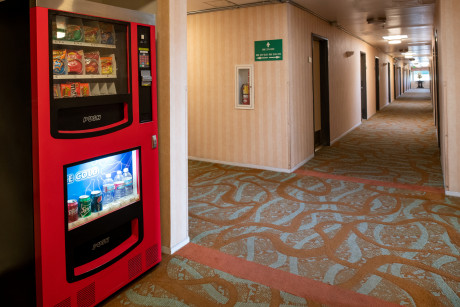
[0,0,161,306]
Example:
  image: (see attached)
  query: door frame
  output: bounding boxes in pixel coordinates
[311,34,330,148]
[434,30,441,147]
[393,64,396,100]
[360,52,367,119]
[387,63,391,103]
[375,57,380,111]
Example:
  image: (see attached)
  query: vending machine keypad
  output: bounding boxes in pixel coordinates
[138,26,153,123]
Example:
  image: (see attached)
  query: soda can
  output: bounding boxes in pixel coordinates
[67,199,79,223]
[91,190,103,212]
[78,195,92,218]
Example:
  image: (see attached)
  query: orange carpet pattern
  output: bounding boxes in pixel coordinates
[187,161,459,306]
[103,90,459,306]
[300,90,443,187]
[103,254,322,306]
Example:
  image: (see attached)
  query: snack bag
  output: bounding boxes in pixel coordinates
[53,84,61,98]
[70,82,81,97]
[80,83,90,97]
[67,50,84,75]
[61,84,72,98]
[100,22,115,44]
[101,55,114,75]
[83,21,100,43]
[53,50,67,75]
[65,24,83,41]
[84,51,100,74]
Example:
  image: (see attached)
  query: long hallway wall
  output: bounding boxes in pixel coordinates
[188,3,394,171]
[287,5,394,168]
[435,0,460,195]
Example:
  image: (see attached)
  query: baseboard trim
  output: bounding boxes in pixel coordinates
[289,154,314,172]
[162,236,190,255]
[445,190,460,198]
[330,122,361,145]
[189,157,292,173]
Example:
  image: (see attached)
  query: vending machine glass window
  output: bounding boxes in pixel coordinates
[65,149,140,231]
[49,11,132,138]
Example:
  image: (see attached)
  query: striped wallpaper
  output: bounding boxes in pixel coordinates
[188,3,395,171]
[187,4,290,170]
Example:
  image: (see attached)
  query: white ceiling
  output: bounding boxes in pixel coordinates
[187,0,435,66]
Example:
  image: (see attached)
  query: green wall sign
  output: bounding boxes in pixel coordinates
[255,39,283,61]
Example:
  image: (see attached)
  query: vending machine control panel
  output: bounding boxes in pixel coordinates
[138,26,153,123]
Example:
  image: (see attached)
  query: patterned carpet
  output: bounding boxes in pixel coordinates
[300,89,443,187]
[104,90,459,306]
[103,254,320,306]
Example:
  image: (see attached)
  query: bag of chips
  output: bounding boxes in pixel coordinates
[60,84,72,98]
[70,82,81,97]
[67,50,84,75]
[80,83,90,97]
[53,50,67,75]
[100,22,115,44]
[53,84,61,98]
[66,24,82,41]
[83,21,100,43]
[84,51,100,74]
[101,55,115,75]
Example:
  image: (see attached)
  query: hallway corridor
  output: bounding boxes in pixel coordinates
[104,91,459,306]
[299,89,443,188]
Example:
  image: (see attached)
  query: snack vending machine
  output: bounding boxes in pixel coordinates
[0,0,161,306]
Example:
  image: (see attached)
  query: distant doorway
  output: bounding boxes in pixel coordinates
[388,63,391,103]
[434,30,441,148]
[360,52,367,119]
[393,64,396,100]
[375,57,380,111]
[312,34,330,149]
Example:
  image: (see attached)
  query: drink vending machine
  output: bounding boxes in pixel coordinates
[0,0,161,306]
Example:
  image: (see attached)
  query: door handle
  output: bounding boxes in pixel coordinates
[152,135,157,149]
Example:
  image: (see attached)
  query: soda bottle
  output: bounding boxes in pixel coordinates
[102,173,114,205]
[114,170,125,200]
[123,168,133,196]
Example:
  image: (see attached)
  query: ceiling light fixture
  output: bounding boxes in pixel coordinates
[383,35,408,40]
[388,40,401,44]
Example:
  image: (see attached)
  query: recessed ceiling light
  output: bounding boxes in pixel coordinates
[383,35,408,40]
[388,40,402,44]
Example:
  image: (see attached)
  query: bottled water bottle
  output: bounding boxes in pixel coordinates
[113,170,125,200]
[102,173,114,205]
[123,168,133,196]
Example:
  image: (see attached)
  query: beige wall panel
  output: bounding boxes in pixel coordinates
[287,5,394,167]
[436,0,460,193]
[287,6,353,166]
[188,4,290,170]
[157,0,190,253]
[189,3,398,171]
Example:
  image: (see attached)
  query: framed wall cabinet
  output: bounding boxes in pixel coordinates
[235,65,254,109]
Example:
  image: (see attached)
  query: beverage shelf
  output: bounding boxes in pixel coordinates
[53,74,117,80]
[68,195,140,231]
[53,39,116,49]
